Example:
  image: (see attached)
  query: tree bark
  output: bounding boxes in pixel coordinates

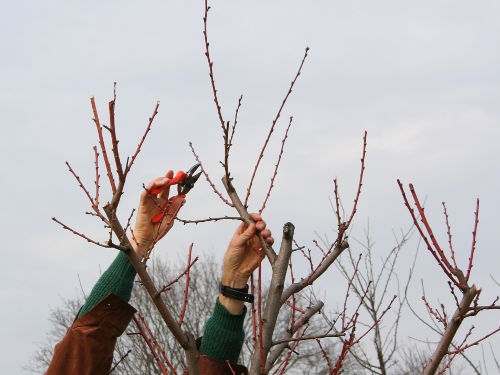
[423,285,478,375]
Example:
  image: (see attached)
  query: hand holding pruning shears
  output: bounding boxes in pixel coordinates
[130,164,201,258]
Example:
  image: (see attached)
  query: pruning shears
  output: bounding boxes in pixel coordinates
[150,163,201,224]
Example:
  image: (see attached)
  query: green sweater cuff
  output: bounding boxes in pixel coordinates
[78,251,137,317]
[199,298,246,363]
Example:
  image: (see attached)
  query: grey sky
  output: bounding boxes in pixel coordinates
[1,1,499,373]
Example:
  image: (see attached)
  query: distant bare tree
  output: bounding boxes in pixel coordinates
[334,223,414,374]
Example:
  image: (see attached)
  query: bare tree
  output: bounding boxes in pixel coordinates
[334,223,414,374]
[397,181,500,374]
[49,0,376,372]
[47,1,500,374]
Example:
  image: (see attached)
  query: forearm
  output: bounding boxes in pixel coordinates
[199,298,246,364]
[78,251,137,317]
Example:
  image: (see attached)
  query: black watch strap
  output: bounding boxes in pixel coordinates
[219,283,254,303]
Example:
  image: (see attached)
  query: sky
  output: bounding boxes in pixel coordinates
[1,0,500,373]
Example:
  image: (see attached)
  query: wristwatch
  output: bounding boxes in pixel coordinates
[219,282,254,303]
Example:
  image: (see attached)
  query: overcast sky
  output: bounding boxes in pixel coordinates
[2,1,499,373]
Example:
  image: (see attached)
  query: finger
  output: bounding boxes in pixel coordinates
[255,220,267,232]
[158,170,174,199]
[260,228,272,239]
[141,177,169,204]
[249,213,263,222]
[237,222,256,245]
[145,170,174,196]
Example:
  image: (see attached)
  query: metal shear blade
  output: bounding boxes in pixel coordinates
[178,163,201,195]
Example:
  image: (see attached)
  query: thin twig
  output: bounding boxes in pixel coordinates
[244,47,309,207]
[189,142,234,207]
[466,199,480,281]
[178,244,194,326]
[260,116,293,214]
[52,217,112,248]
[108,83,124,180]
[176,215,241,224]
[91,96,116,194]
[125,101,160,175]
[344,130,367,230]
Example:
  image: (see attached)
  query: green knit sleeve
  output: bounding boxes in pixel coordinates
[199,298,246,364]
[78,251,137,317]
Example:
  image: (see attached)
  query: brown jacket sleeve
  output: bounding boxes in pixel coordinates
[46,294,248,375]
[45,294,136,375]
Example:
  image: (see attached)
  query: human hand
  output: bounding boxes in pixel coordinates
[130,170,185,259]
[221,213,274,289]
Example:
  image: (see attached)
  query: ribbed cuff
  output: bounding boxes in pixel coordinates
[78,251,137,317]
[199,298,247,363]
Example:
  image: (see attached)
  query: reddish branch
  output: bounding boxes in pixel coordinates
[442,202,458,269]
[448,326,500,355]
[229,95,243,150]
[64,161,106,221]
[397,180,463,289]
[52,217,110,248]
[259,116,293,215]
[398,180,499,375]
[93,146,101,208]
[345,130,367,230]
[157,250,199,296]
[203,0,226,135]
[250,274,258,352]
[466,199,479,281]
[273,327,304,375]
[108,83,124,180]
[133,313,176,375]
[316,339,334,374]
[287,255,299,331]
[179,244,195,326]
[244,47,309,207]
[226,360,237,375]
[189,142,234,207]
[125,101,160,176]
[91,96,117,194]
[333,320,357,375]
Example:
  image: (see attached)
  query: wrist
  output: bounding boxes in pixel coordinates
[218,283,254,315]
[129,236,154,258]
[218,294,245,315]
[221,270,250,289]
